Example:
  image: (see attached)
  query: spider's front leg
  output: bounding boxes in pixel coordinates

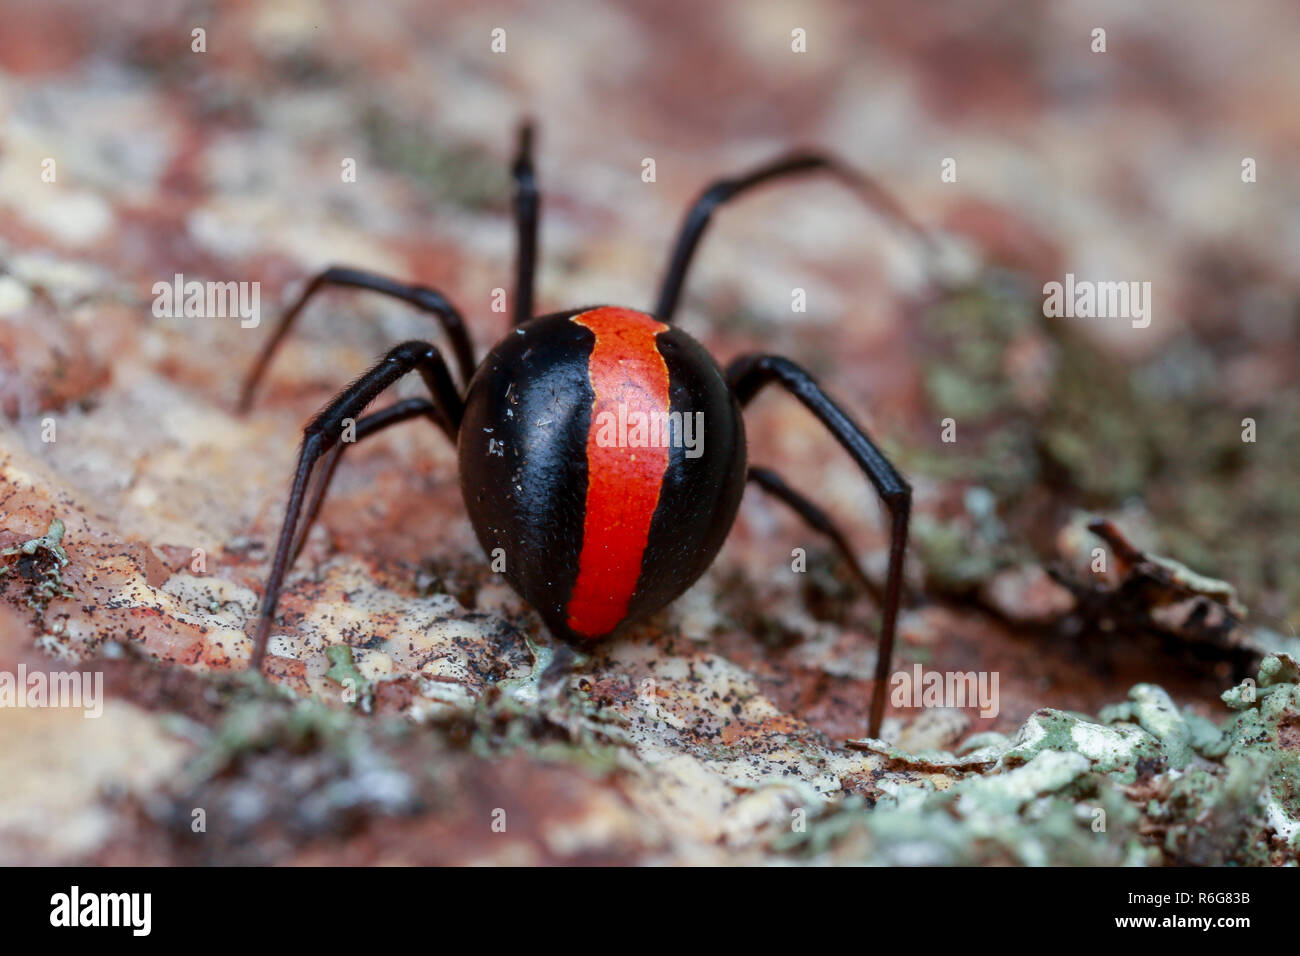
[727,354,911,740]
[237,267,476,413]
[249,341,463,671]
[291,397,445,568]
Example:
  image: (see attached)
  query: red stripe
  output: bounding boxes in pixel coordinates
[566,308,671,638]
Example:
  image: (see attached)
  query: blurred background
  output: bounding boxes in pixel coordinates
[0,0,1297,864]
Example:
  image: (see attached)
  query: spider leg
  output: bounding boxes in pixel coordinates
[728,354,910,739]
[746,466,883,606]
[238,267,475,413]
[653,152,932,323]
[512,121,539,326]
[290,397,445,566]
[249,341,463,672]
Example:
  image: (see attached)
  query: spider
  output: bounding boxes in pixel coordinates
[239,124,924,738]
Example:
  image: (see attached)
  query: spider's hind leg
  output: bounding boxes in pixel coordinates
[746,466,884,607]
[653,152,931,323]
[728,354,910,740]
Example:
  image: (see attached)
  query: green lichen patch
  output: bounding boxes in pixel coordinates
[1149,757,1274,865]
[910,267,1300,633]
[1217,654,1300,852]
[1002,709,1165,783]
[1098,684,1194,770]
[324,643,375,711]
[777,749,1149,865]
[798,656,1300,865]
[149,661,637,861]
[0,518,74,611]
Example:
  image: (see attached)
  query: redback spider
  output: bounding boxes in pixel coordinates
[240,124,928,738]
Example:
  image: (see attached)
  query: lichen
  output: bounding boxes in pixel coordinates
[781,655,1300,864]
[0,517,74,610]
[324,643,375,711]
[911,267,1300,633]
[1217,654,1300,852]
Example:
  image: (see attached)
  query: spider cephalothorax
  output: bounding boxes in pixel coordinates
[239,124,919,737]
